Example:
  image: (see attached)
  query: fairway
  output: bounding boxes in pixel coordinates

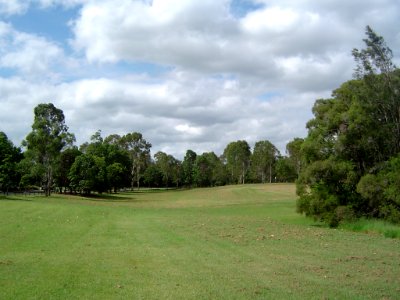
[1,184,399,299]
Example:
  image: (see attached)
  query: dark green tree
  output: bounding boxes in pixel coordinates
[69,154,107,194]
[23,103,75,196]
[223,140,251,184]
[275,156,297,182]
[143,164,163,187]
[193,152,227,187]
[251,140,280,183]
[297,27,400,226]
[154,151,181,187]
[0,132,22,194]
[54,147,81,193]
[182,150,197,187]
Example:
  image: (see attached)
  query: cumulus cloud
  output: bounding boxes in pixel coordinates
[71,0,400,94]
[0,22,74,80]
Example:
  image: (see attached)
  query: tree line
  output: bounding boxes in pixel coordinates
[0,108,301,195]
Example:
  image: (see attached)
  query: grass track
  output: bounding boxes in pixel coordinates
[1,184,399,299]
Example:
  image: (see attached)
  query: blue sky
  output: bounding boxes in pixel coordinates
[1,0,399,158]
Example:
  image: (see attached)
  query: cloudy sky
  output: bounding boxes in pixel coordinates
[0,0,399,158]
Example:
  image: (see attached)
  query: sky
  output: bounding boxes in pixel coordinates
[0,0,399,159]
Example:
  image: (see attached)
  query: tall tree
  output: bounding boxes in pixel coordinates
[154,151,181,187]
[251,140,279,183]
[121,132,152,190]
[182,150,197,187]
[352,25,400,155]
[297,27,400,226]
[193,152,227,187]
[286,138,304,177]
[23,103,74,196]
[223,140,251,184]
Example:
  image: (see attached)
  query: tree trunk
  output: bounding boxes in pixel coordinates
[269,163,272,184]
[136,165,141,190]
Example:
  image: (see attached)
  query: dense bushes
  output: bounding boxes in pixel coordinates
[296,27,400,226]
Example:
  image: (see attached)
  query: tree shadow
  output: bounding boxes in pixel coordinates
[0,196,33,202]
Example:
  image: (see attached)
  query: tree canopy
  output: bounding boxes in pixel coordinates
[296,26,400,226]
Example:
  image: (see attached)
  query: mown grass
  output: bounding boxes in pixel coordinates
[1,184,399,299]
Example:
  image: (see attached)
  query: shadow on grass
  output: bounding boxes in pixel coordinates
[0,196,33,202]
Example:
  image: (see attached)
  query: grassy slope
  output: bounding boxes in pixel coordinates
[0,184,399,299]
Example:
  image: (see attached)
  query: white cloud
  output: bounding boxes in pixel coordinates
[0,0,28,15]
[0,71,320,157]
[0,21,74,80]
[70,0,400,95]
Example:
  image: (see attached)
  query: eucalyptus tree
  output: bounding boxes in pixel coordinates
[23,103,75,196]
[193,152,227,187]
[297,27,400,226]
[223,140,251,184]
[251,140,280,183]
[286,138,304,177]
[182,149,197,187]
[121,132,152,190]
[154,151,181,187]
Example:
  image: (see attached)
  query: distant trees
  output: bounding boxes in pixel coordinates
[296,26,400,226]
[3,105,302,195]
[251,140,280,183]
[69,131,130,194]
[182,150,197,187]
[223,140,251,184]
[193,152,227,187]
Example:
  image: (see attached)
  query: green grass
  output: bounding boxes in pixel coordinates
[1,184,399,299]
[340,218,400,239]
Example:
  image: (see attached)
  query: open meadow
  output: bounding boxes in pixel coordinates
[1,184,399,299]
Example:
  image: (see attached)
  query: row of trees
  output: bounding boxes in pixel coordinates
[296,26,400,226]
[0,106,302,195]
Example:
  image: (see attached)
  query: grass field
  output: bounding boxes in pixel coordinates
[1,184,399,299]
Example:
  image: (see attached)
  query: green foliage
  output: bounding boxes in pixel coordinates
[143,164,163,187]
[182,149,197,187]
[120,132,151,189]
[68,132,131,194]
[0,132,22,193]
[22,103,75,196]
[54,147,82,193]
[193,152,227,187]
[297,27,400,226]
[223,140,251,184]
[286,137,304,176]
[250,140,279,183]
[275,156,297,182]
[69,154,107,194]
[154,151,182,187]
